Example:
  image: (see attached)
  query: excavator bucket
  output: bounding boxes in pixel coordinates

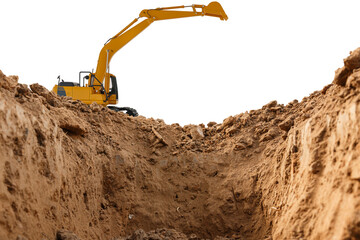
[203,2,228,20]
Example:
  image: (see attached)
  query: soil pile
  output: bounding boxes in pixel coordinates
[0,49,359,240]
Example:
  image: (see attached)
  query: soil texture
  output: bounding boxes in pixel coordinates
[0,49,360,240]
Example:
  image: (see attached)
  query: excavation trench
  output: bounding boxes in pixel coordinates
[0,73,271,239]
[102,152,269,239]
[1,48,360,240]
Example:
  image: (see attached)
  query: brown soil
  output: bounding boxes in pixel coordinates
[0,48,360,240]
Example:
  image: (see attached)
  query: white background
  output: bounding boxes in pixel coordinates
[1,0,360,125]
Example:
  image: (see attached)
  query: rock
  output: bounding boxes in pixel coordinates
[233,136,254,150]
[56,230,80,240]
[16,236,28,240]
[127,229,147,240]
[59,117,87,135]
[344,47,360,70]
[255,125,269,136]
[189,233,201,240]
[279,118,294,132]
[151,126,168,146]
[30,83,56,101]
[346,69,360,89]
[190,126,204,140]
[333,48,360,87]
[233,143,246,151]
[260,128,279,142]
[321,84,332,94]
[238,113,251,127]
[333,66,351,86]
[0,70,18,91]
[15,84,31,97]
[53,108,88,135]
[288,99,298,106]
[263,100,277,109]
[222,116,235,128]
[225,125,238,135]
[30,83,50,96]
[207,121,217,127]
[269,106,283,112]
[30,83,62,107]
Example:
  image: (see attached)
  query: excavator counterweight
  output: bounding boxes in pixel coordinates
[52,2,228,116]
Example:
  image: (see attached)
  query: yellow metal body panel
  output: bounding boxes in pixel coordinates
[52,85,117,106]
[73,87,89,100]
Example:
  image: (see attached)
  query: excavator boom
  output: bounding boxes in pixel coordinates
[93,1,228,91]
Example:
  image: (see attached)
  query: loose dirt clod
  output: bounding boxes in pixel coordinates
[0,49,360,240]
[56,230,80,240]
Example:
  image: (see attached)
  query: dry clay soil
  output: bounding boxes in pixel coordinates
[0,48,360,240]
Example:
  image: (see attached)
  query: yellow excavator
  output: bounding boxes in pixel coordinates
[52,2,228,116]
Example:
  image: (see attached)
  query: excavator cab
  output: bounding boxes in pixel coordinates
[53,72,119,105]
[109,75,118,101]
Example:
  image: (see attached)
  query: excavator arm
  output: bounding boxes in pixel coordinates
[90,1,228,95]
[139,2,228,20]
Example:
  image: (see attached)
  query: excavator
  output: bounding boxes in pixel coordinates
[52,2,228,116]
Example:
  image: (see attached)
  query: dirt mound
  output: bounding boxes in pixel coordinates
[0,48,359,240]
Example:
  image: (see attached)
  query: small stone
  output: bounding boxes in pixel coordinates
[225,125,238,135]
[233,143,246,151]
[0,71,18,90]
[333,66,351,86]
[279,118,294,132]
[260,128,278,142]
[344,47,360,70]
[207,121,217,128]
[189,233,200,240]
[59,117,87,135]
[269,106,282,112]
[190,126,204,140]
[288,99,298,105]
[56,230,80,240]
[16,236,28,240]
[15,84,31,97]
[321,84,332,94]
[222,116,235,128]
[263,100,277,109]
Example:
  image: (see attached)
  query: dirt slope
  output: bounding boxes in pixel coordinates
[0,49,359,240]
